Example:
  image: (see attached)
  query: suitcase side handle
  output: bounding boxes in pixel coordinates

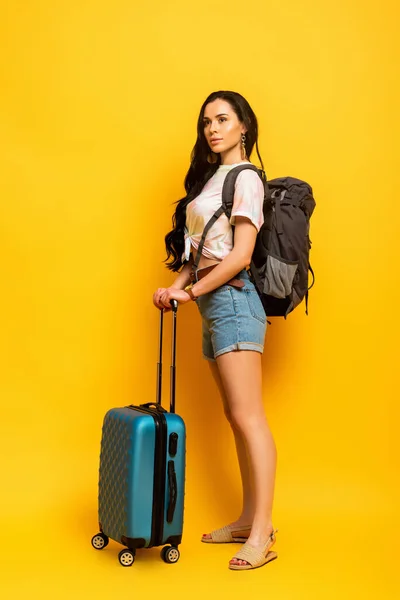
[156,300,178,414]
[166,460,177,523]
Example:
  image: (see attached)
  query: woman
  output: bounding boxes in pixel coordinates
[152,91,278,571]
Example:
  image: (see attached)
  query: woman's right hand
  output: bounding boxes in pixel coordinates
[153,287,169,311]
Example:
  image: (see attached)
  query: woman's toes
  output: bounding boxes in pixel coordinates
[230,558,249,566]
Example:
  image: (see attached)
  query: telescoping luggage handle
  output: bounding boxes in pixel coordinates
[156,300,178,414]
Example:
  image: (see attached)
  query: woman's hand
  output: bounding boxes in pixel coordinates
[153,287,168,310]
[153,286,191,311]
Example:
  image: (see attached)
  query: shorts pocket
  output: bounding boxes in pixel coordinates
[245,290,266,324]
[264,254,299,298]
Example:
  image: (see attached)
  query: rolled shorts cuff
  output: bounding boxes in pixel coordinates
[203,342,264,362]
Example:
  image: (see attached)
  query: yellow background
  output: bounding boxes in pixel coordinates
[0,0,398,597]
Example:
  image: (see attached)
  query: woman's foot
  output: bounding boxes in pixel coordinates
[202,519,252,543]
[229,526,277,567]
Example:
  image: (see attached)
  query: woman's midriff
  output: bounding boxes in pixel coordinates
[191,245,222,272]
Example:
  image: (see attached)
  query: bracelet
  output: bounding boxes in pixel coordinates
[184,284,197,301]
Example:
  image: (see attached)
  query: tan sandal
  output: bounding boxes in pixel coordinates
[201,524,252,544]
[229,528,279,570]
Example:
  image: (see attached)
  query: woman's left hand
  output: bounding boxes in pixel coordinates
[159,287,191,309]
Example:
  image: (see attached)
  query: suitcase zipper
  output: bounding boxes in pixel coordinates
[128,405,167,547]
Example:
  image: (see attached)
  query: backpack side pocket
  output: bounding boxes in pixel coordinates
[263,253,299,298]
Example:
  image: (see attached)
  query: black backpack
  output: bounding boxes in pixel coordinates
[193,164,316,319]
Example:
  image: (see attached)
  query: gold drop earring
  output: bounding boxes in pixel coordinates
[241,133,247,160]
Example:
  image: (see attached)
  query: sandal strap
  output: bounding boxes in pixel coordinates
[232,543,265,567]
[209,524,251,542]
[232,530,279,567]
[264,528,278,549]
[210,525,233,543]
[269,528,279,542]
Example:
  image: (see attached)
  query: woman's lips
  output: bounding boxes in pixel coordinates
[210,139,222,145]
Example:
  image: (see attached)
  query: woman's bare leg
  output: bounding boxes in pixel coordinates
[215,350,277,567]
[202,360,254,540]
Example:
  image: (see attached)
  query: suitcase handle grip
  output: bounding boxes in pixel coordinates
[141,403,167,413]
[156,300,178,413]
[166,460,177,523]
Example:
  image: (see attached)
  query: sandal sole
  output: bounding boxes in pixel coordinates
[201,537,249,544]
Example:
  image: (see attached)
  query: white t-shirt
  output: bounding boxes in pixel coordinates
[182,162,265,262]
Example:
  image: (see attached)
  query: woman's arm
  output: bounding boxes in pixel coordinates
[170,254,193,290]
[191,216,257,297]
[157,217,258,308]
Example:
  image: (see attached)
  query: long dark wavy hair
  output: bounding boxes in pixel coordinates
[164,90,265,271]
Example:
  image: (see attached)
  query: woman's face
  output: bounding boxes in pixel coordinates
[203,99,246,157]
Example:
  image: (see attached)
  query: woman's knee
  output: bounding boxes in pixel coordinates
[229,404,266,432]
[224,403,248,432]
[223,404,235,426]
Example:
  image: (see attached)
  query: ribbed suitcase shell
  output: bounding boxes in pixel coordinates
[98,405,185,548]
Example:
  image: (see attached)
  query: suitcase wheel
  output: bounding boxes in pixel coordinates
[161,546,180,564]
[91,533,109,550]
[118,549,136,567]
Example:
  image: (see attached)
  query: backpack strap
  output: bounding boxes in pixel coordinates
[304,265,315,315]
[192,205,226,271]
[308,264,315,290]
[221,164,265,217]
[192,164,265,272]
[221,164,266,247]
[271,189,285,235]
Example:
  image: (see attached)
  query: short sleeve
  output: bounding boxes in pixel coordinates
[230,169,265,231]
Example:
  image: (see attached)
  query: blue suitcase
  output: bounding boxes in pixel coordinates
[91,301,186,566]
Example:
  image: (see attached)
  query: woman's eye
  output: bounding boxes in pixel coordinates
[203,118,226,127]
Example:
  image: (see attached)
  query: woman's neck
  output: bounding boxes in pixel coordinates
[220,148,249,166]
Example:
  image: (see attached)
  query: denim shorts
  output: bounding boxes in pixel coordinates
[194,269,267,362]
